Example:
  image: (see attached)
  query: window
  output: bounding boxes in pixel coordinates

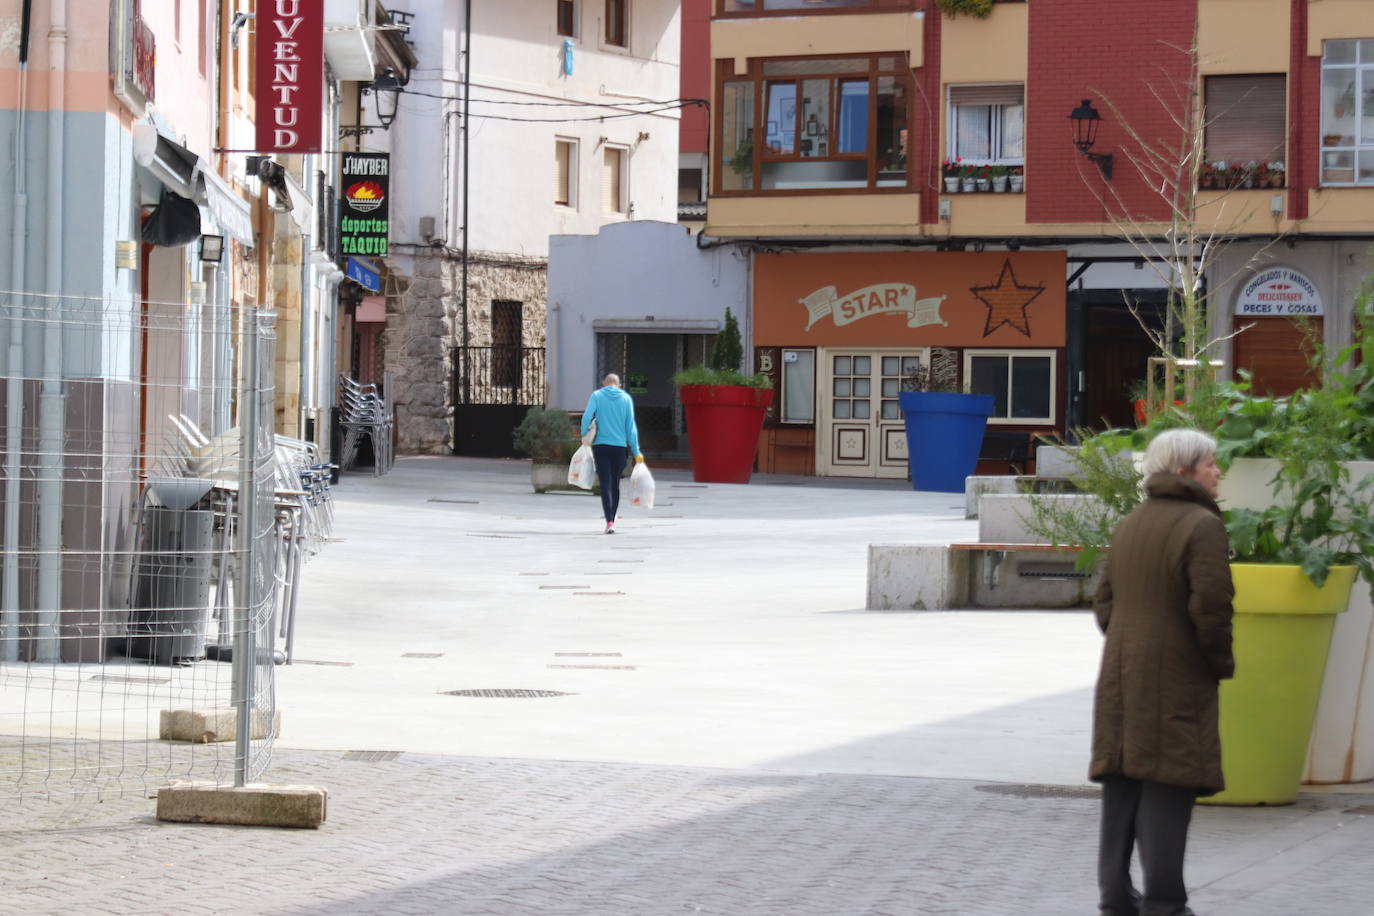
[605,0,627,47]
[715,56,913,193]
[558,0,576,36]
[603,146,626,213]
[964,350,1055,425]
[1321,39,1374,185]
[718,0,916,13]
[555,139,576,207]
[492,301,523,388]
[1204,75,1286,183]
[678,167,703,204]
[948,84,1024,165]
[780,349,815,423]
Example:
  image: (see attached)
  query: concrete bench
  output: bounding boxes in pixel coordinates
[867,541,1099,611]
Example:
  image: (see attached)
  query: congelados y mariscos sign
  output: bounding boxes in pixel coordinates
[1235,267,1324,317]
[340,152,390,256]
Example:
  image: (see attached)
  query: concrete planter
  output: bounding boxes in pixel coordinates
[1219,457,1374,785]
[531,461,597,494]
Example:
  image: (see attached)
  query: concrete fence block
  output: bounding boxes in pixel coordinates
[157,782,327,828]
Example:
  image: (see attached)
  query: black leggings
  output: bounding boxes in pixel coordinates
[593,444,629,522]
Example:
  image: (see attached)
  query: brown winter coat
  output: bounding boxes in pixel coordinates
[1089,473,1236,796]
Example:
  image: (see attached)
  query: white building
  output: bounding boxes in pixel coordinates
[383,0,682,454]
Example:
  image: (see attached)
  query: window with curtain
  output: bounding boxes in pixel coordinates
[1204,75,1286,183]
[1321,39,1374,185]
[948,84,1024,164]
[558,0,576,37]
[555,139,575,207]
[716,55,913,193]
[603,147,625,213]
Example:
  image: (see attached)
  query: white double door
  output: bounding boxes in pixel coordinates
[817,348,928,478]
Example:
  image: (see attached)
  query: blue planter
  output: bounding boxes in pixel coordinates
[898,391,996,492]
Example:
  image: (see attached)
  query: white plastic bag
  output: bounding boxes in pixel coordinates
[629,461,655,510]
[568,422,596,489]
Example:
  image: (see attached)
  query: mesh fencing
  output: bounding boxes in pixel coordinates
[0,292,304,801]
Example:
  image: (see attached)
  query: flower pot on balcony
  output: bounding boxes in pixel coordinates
[1009,175,1024,193]
[944,177,960,193]
[975,178,991,192]
[960,178,976,192]
[991,177,1008,192]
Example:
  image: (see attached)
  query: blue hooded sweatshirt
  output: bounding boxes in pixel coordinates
[581,386,640,456]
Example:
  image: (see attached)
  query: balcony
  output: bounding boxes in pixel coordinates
[325,0,378,81]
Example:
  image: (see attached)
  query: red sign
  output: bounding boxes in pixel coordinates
[255,0,324,153]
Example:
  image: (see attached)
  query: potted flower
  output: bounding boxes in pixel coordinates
[896,352,995,492]
[1267,160,1286,188]
[673,307,774,484]
[935,0,993,17]
[959,163,978,193]
[1008,165,1024,193]
[728,135,754,189]
[942,157,962,193]
[975,164,992,192]
[989,164,1010,193]
[512,406,594,494]
[1198,161,1217,189]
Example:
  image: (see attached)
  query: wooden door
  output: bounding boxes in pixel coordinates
[1232,317,1321,397]
[818,348,925,478]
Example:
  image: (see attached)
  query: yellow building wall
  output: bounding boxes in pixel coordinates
[711,11,924,75]
[1308,0,1374,56]
[707,193,922,237]
[1199,0,1290,73]
[940,2,1028,85]
[943,193,1028,237]
[1306,188,1374,232]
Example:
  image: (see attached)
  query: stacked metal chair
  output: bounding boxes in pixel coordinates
[337,373,394,476]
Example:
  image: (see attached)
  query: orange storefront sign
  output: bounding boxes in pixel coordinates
[754,251,1067,348]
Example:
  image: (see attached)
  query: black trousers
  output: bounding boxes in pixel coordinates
[593,444,629,523]
[1098,775,1196,915]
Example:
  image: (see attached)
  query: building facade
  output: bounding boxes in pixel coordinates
[705,0,1374,478]
[383,0,683,455]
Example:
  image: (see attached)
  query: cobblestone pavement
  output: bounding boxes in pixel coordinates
[6,747,1374,915]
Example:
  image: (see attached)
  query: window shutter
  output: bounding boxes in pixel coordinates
[603,148,622,212]
[949,84,1024,108]
[555,141,570,205]
[1205,76,1287,162]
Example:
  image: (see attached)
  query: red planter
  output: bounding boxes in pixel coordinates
[679,384,775,484]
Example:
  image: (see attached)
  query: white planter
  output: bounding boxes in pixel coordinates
[1220,457,1374,784]
[943,177,960,193]
[975,178,991,192]
[960,179,976,192]
[1009,175,1024,193]
[991,177,1008,192]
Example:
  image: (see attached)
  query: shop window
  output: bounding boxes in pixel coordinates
[1204,75,1286,185]
[964,350,1055,424]
[605,0,627,47]
[781,349,815,423]
[948,84,1024,166]
[715,56,913,193]
[603,146,627,213]
[558,0,576,37]
[555,139,576,207]
[1320,39,1374,185]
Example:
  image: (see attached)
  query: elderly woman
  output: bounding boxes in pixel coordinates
[1091,429,1235,916]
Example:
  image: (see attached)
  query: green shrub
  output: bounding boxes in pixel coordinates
[709,308,744,373]
[671,365,773,389]
[936,0,993,18]
[512,407,579,462]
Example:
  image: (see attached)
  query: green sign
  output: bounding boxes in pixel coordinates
[340,152,390,256]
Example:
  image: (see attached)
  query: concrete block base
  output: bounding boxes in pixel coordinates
[867,544,970,610]
[964,476,1022,518]
[977,493,1104,543]
[157,782,327,828]
[160,708,282,743]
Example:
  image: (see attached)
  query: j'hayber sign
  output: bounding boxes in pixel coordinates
[255,0,324,153]
[1236,267,1324,317]
[340,153,390,256]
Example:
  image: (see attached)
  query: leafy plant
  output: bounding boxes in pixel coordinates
[728,137,754,176]
[901,348,961,393]
[710,307,744,372]
[1021,428,1142,571]
[512,407,578,462]
[936,0,993,18]
[671,365,772,389]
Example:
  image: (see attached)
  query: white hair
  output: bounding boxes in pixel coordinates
[602,373,620,387]
[1141,428,1217,477]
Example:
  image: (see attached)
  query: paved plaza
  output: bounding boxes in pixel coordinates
[5,457,1374,915]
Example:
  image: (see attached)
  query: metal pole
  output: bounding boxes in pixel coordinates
[460,0,471,405]
[233,309,262,787]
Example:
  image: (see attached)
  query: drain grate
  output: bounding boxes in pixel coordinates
[554,652,623,657]
[539,585,590,590]
[671,485,708,489]
[574,591,626,596]
[466,533,524,540]
[292,659,355,667]
[440,688,575,698]
[1343,805,1374,816]
[342,750,403,762]
[975,783,1100,800]
[598,559,644,564]
[548,664,636,670]
[429,498,479,505]
[89,674,171,685]
[402,652,444,658]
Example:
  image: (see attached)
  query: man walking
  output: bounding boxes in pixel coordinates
[581,374,642,534]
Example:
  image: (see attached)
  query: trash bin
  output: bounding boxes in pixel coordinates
[127,507,215,665]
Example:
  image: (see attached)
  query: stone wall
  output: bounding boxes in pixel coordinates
[385,250,548,454]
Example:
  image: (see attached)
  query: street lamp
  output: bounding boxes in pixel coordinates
[369,70,404,130]
[1068,98,1114,181]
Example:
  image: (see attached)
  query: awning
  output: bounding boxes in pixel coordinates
[197,166,254,245]
[280,166,315,236]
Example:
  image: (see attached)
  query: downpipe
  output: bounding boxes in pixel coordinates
[36,0,68,663]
